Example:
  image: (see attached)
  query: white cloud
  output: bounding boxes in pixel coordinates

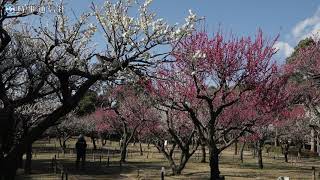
[275,7,320,60]
[292,7,320,41]
[274,41,294,58]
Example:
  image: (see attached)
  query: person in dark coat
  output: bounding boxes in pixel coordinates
[75,134,87,170]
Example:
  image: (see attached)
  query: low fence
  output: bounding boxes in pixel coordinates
[51,155,68,180]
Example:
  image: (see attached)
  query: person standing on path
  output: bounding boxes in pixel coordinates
[75,134,87,170]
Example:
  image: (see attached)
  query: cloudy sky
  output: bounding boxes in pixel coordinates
[65,0,320,63]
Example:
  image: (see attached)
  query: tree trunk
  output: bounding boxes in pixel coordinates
[0,110,21,180]
[120,135,128,162]
[18,154,23,168]
[234,140,238,155]
[201,144,206,163]
[282,141,290,163]
[24,143,32,174]
[58,137,67,153]
[240,142,246,163]
[168,157,178,175]
[311,128,316,153]
[252,143,256,158]
[176,154,190,175]
[139,141,143,156]
[209,145,221,180]
[120,145,127,163]
[257,141,263,169]
[1,157,19,180]
[157,144,191,176]
[133,137,136,146]
[91,136,97,150]
[284,152,288,163]
[101,139,106,146]
[274,128,279,147]
[298,143,302,159]
[316,132,320,156]
[62,140,67,153]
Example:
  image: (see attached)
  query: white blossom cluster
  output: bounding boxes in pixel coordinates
[193,50,206,59]
[94,0,198,65]
[16,99,61,123]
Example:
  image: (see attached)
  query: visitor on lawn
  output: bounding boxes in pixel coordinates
[75,134,87,170]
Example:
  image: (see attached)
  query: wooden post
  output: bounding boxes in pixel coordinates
[54,155,57,174]
[99,155,102,166]
[107,156,110,167]
[161,167,165,180]
[119,161,122,171]
[61,168,64,180]
[65,171,68,180]
[312,166,316,180]
[51,158,54,171]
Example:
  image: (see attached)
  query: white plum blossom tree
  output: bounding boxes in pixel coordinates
[0,0,197,178]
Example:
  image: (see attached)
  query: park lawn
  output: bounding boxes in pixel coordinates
[16,138,320,180]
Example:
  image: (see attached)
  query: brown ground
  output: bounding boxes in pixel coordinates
[15,138,320,180]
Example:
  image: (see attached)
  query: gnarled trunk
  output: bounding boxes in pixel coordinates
[208,145,221,180]
[0,109,18,180]
[156,143,192,175]
[175,153,190,175]
[1,155,19,180]
[24,143,32,174]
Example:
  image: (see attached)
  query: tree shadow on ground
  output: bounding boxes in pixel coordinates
[17,157,168,178]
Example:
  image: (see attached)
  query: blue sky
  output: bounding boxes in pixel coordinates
[44,0,320,63]
[67,0,320,63]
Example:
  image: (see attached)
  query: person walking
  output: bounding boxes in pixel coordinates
[75,134,87,170]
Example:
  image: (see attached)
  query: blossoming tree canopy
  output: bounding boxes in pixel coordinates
[92,84,160,162]
[91,0,198,77]
[153,29,282,179]
[0,0,200,177]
